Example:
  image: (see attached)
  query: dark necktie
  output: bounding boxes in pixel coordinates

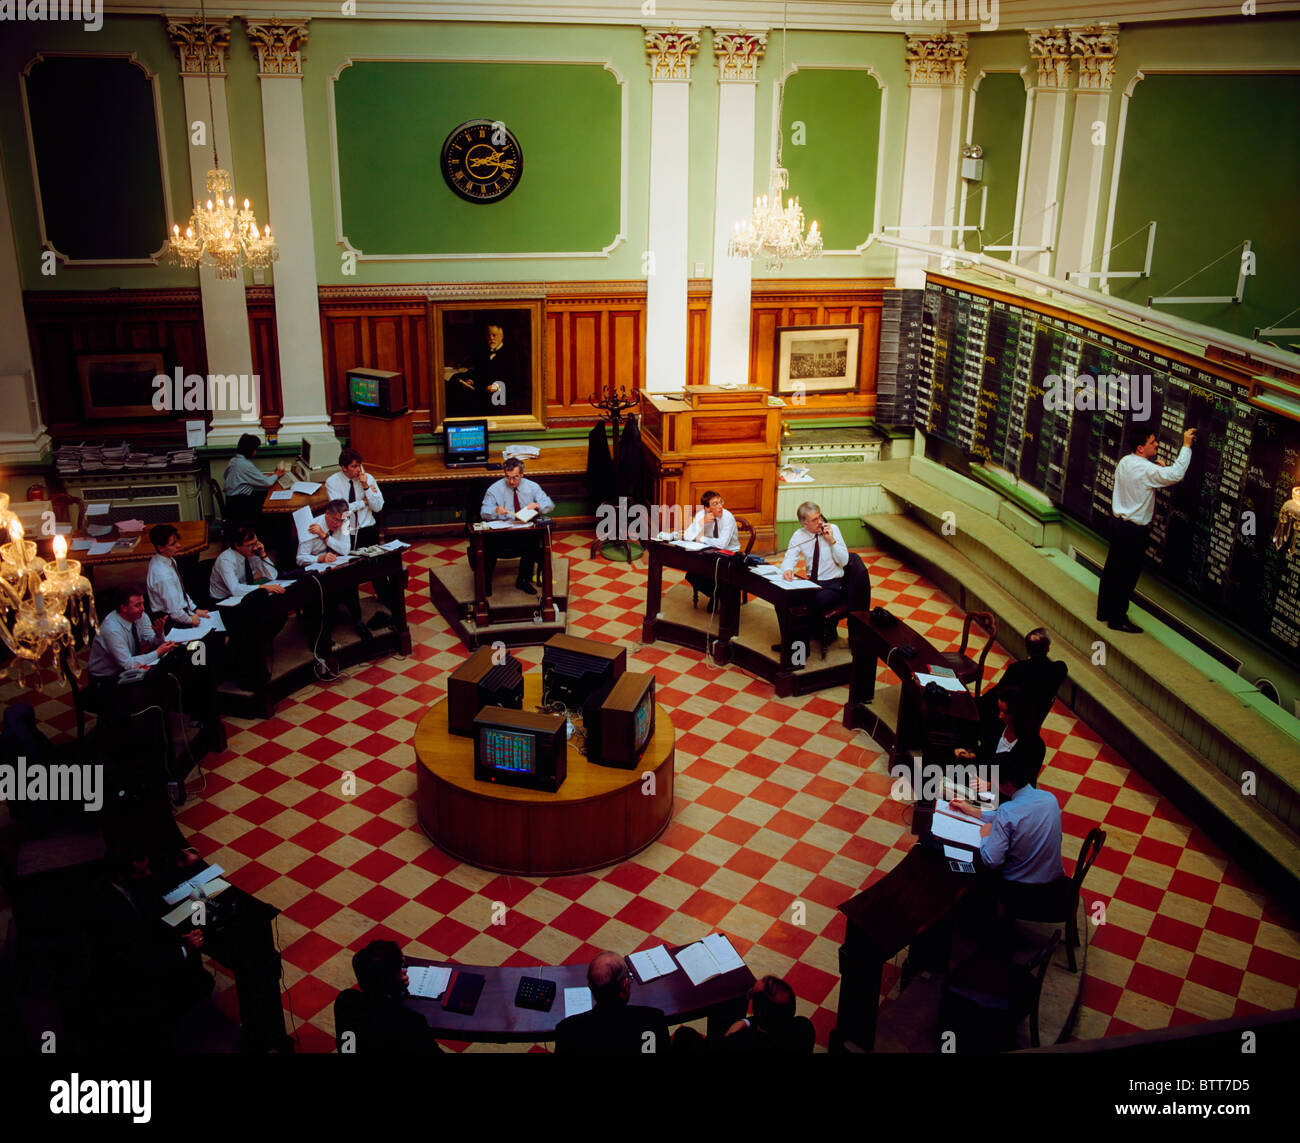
[130,621,140,657]
[811,532,821,581]
[712,518,719,539]
[349,480,357,503]
[513,488,521,514]
[245,556,254,584]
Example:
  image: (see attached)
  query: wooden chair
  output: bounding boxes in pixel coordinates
[49,492,87,535]
[1005,827,1106,972]
[933,611,997,696]
[690,515,756,609]
[940,929,1062,1050]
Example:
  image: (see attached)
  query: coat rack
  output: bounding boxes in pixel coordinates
[588,385,641,563]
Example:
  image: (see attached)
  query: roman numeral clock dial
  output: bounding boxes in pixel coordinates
[440,119,523,203]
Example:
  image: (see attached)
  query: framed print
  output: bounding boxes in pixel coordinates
[432,300,545,432]
[77,352,167,419]
[774,324,862,396]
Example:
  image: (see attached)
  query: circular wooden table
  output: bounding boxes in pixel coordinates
[414,674,675,875]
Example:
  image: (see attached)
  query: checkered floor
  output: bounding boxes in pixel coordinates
[9,533,1300,1051]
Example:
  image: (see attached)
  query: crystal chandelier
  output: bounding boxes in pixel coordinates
[728,0,822,271]
[0,494,98,681]
[168,1,277,280]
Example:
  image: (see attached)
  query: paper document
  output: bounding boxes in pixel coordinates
[290,481,321,495]
[944,846,974,863]
[513,507,538,523]
[629,946,676,983]
[216,595,243,608]
[485,519,515,530]
[748,564,781,577]
[84,502,110,517]
[563,987,593,1017]
[914,672,968,693]
[185,420,206,448]
[292,506,315,541]
[87,542,114,555]
[162,879,231,927]
[380,540,409,552]
[676,933,746,986]
[304,556,353,573]
[503,445,540,460]
[771,576,820,591]
[672,540,706,551]
[268,490,293,501]
[407,966,452,1000]
[70,538,92,551]
[931,800,984,850]
[163,864,226,906]
[166,613,226,642]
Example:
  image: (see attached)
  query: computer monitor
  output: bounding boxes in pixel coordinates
[542,634,626,710]
[583,671,655,769]
[473,706,567,792]
[347,368,407,418]
[445,419,490,468]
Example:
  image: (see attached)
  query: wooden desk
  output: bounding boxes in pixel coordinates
[844,609,980,759]
[365,447,591,538]
[402,942,754,1044]
[261,487,328,515]
[642,539,743,656]
[413,673,675,875]
[37,521,208,585]
[833,845,970,1052]
[468,520,556,625]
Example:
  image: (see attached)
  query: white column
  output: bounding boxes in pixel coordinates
[247,20,333,438]
[644,29,699,394]
[167,20,258,446]
[0,156,47,462]
[895,34,969,289]
[1020,28,1073,275]
[1056,25,1118,283]
[708,31,766,388]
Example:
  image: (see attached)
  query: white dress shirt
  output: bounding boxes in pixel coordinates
[480,477,554,520]
[781,523,849,581]
[88,609,161,678]
[297,521,352,567]
[325,470,385,531]
[1111,447,1191,526]
[210,547,279,601]
[146,554,198,626]
[684,508,740,553]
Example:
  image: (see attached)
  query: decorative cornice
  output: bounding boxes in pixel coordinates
[1027,27,1072,90]
[713,30,767,83]
[644,28,701,83]
[1069,23,1119,92]
[904,33,968,87]
[165,18,232,78]
[245,18,310,77]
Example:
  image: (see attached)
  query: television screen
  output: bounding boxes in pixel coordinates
[349,374,380,408]
[446,419,488,463]
[633,692,653,751]
[481,727,535,774]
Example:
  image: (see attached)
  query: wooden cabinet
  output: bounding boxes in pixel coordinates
[640,389,780,553]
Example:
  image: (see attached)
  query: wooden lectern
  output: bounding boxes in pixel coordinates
[640,387,780,552]
[349,411,415,471]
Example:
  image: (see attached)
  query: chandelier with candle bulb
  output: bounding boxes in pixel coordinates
[168,0,277,280]
[728,0,822,271]
[0,495,98,680]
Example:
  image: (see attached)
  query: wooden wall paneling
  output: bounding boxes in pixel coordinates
[542,284,646,421]
[246,288,283,420]
[318,297,430,429]
[544,310,564,407]
[609,308,640,396]
[686,289,710,387]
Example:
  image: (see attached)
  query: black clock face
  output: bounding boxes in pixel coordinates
[440,119,523,203]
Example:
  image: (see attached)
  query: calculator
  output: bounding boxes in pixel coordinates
[514,976,556,1012]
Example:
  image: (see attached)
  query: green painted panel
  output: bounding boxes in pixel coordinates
[1109,74,1300,340]
[780,68,880,251]
[334,61,620,255]
[969,72,1024,251]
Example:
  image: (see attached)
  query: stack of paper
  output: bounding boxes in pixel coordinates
[165,613,226,642]
[268,489,294,501]
[629,945,676,983]
[675,933,746,986]
[290,481,321,495]
[931,799,984,851]
[407,966,452,1000]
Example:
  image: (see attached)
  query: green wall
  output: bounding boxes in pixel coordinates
[1108,73,1300,340]
[968,71,1025,253]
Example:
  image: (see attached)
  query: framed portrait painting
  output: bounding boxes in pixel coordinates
[432,300,544,432]
[773,324,862,397]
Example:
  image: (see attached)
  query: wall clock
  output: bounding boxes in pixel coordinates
[440,119,524,203]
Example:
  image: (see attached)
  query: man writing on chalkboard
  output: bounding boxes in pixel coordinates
[1096,425,1197,633]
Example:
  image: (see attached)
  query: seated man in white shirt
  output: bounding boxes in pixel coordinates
[88,584,178,688]
[778,501,873,652]
[683,490,741,615]
[325,447,397,630]
[478,459,555,596]
[209,524,285,603]
[147,524,208,628]
[223,433,287,522]
[297,499,369,643]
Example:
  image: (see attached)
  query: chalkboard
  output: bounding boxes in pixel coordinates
[916,277,1300,666]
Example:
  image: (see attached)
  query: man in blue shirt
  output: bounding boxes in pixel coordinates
[477,458,554,596]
